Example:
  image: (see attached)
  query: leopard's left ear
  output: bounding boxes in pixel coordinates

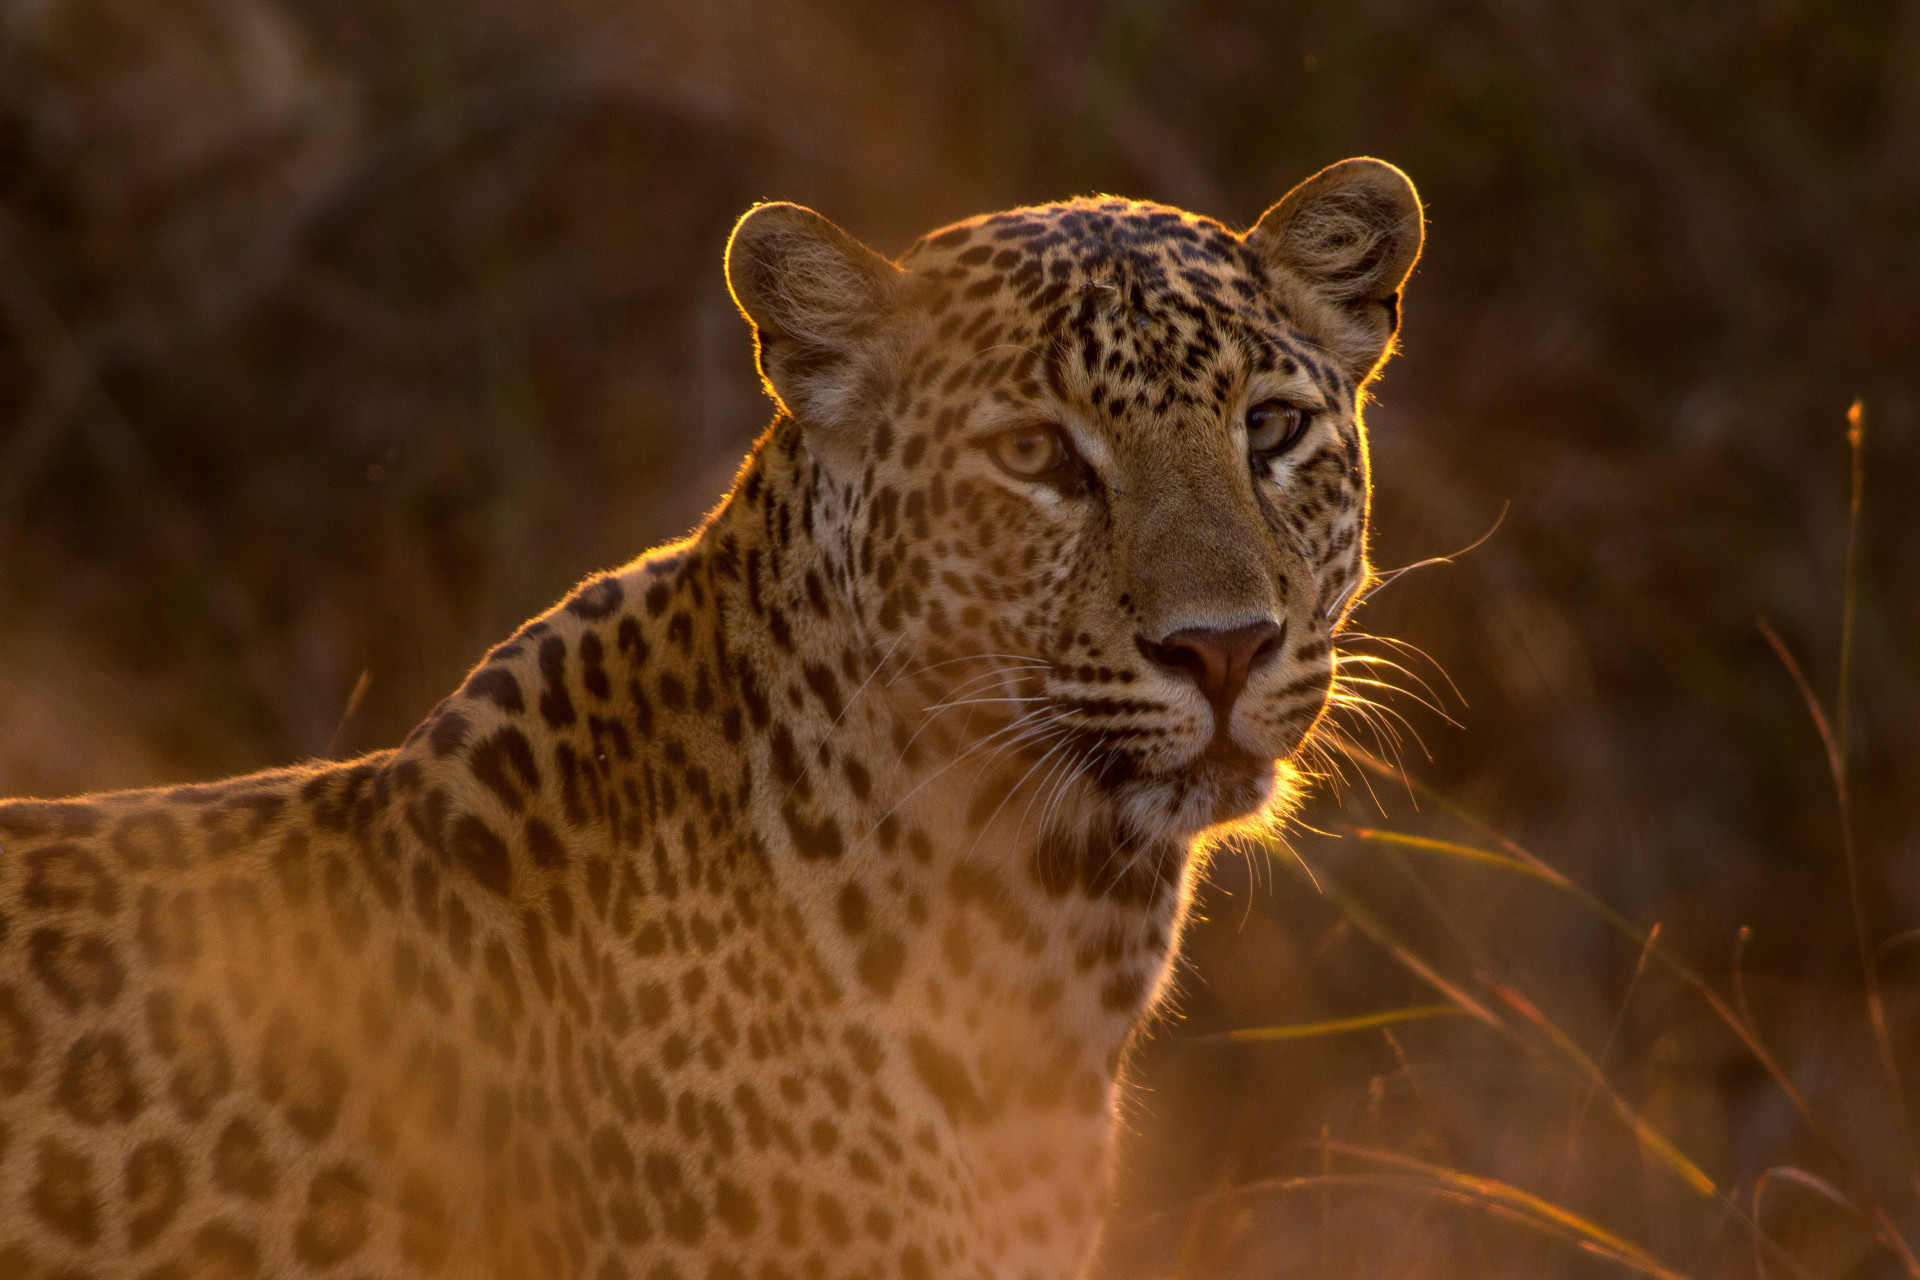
[1246,158,1423,381]
[726,202,905,442]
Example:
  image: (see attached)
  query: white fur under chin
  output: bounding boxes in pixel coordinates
[1114,756,1286,847]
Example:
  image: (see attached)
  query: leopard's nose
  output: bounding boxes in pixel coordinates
[1135,620,1286,717]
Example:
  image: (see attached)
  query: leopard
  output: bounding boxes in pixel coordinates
[0,156,1423,1280]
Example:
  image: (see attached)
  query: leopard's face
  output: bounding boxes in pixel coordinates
[729,168,1421,846]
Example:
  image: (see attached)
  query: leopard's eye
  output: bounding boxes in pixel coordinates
[1246,400,1309,455]
[989,424,1067,479]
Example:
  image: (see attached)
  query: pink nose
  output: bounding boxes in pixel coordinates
[1136,620,1286,716]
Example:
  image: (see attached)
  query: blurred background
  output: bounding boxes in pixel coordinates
[2,1,1917,1275]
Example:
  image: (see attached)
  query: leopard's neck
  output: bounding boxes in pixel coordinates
[701,421,1200,1268]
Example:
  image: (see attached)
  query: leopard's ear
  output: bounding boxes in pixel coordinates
[1245,158,1423,380]
[726,202,904,435]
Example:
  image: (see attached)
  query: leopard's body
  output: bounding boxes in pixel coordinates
[0,160,1422,1280]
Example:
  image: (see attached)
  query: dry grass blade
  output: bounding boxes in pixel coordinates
[1545,923,1666,1275]
[1344,824,1570,887]
[1275,852,1501,1027]
[1326,1143,1694,1280]
[1756,620,1844,807]
[325,669,373,759]
[1193,1167,1692,1280]
[1337,745,1573,879]
[1839,398,1864,769]
[1286,842,1718,1200]
[1487,982,1716,1198]
[1211,1004,1467,1043]
[1332,749,1920,1277]
[1760,607,1917,1193]
[1751,1167,1862,1280]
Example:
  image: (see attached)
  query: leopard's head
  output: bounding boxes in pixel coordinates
[727,160,1423,842]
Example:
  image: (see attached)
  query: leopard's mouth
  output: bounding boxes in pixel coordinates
[1199,735,1273,776]
[1062,722,1279,831]
[1182,744,1278,817]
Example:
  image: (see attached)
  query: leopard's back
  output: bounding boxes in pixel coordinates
[0,769,470,1279]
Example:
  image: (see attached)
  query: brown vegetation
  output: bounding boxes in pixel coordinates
[3,2,1917,1275]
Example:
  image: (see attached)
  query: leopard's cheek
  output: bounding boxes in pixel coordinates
[922,478,1064,638]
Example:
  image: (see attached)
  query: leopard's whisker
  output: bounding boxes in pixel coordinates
[1331,652,1449,711]
[1351,501,1506,609]
[1314,723,1399,812]
[954,730,1078,870]
[1328,697,1413,770]
[779,629,909,808]
[886,652,1050,689]
[923,694,1050,714]
[863,705,1062,841]
[1035,740,1091,839]
[1328,687,1431,755]
[1336,630,1466,705]
[1329,690,1408,751]
[946,727,1074,866]
[1332,672,1455,726]
[1019,748,1082,846]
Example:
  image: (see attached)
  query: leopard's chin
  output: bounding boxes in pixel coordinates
[1099,744,1278,841]
[1182,745,1279,823]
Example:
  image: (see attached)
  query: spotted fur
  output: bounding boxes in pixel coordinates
[0,158,1422,1280]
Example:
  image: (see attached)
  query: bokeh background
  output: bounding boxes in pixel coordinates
[3,1,1917,1275]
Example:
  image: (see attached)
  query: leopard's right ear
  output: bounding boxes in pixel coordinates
[1245,159,1423,382]
[726,203,905,435]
